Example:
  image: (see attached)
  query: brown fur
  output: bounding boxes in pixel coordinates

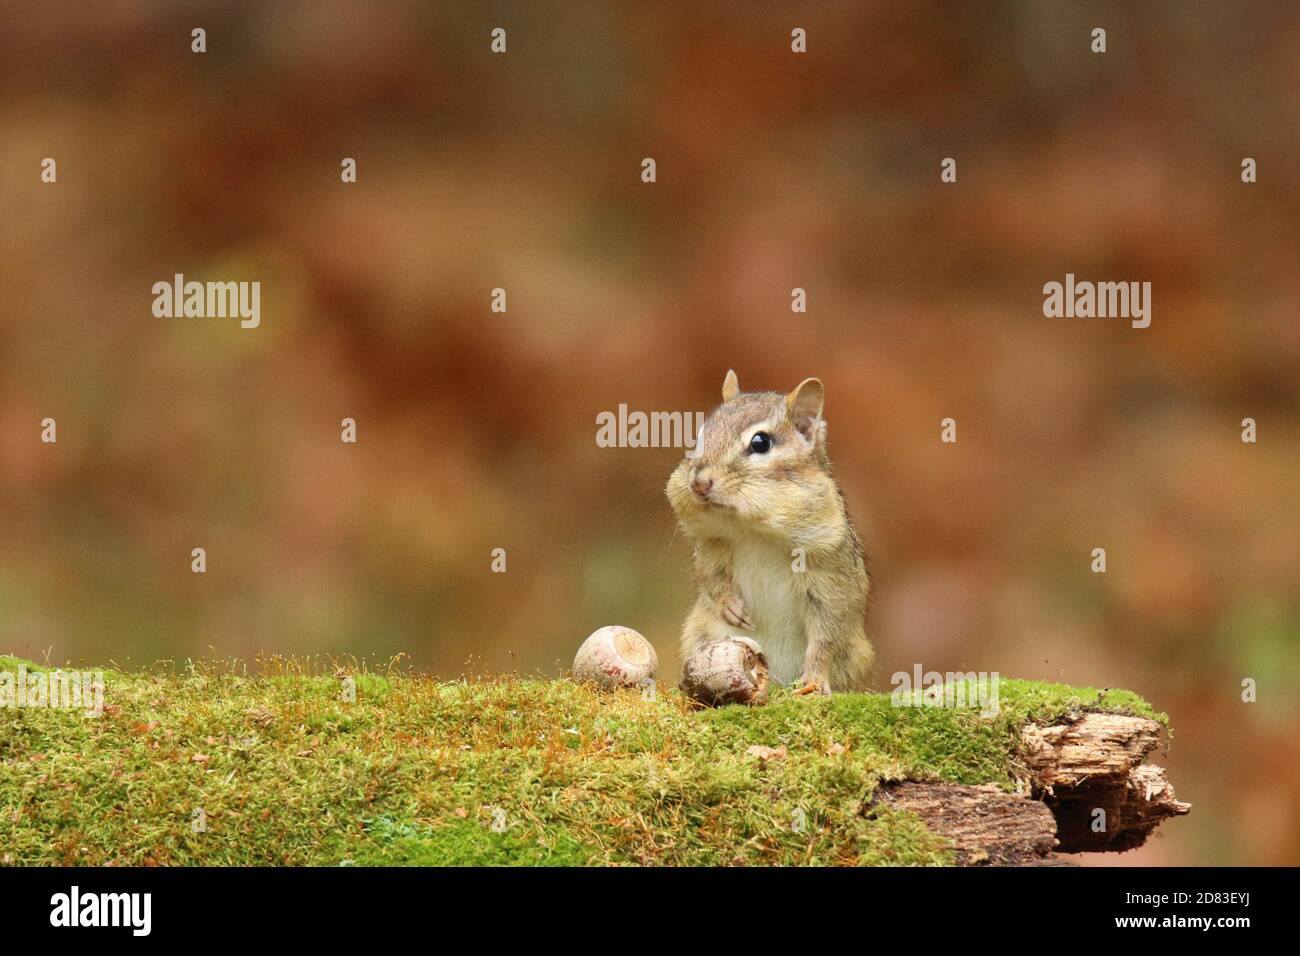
[666,372,874,694]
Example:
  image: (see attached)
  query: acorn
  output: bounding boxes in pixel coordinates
[572,626,658,691]
[680,636,769,706]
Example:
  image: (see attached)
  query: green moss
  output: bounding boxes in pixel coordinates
[352,815,594,866]
[0,658,1164,866]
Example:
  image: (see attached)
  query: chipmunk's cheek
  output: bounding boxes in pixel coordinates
[667,475,697,514]
[738,484,776,520]
[711,487,744,514]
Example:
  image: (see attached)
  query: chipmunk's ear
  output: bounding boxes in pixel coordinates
[721,369,740,402]
[785,377,825,440]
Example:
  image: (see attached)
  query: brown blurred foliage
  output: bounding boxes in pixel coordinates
[1,1,1298,864]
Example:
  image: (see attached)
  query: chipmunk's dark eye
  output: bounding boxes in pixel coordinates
[749,431,772,454]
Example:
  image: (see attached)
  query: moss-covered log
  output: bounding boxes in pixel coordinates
[0,656,1188,866]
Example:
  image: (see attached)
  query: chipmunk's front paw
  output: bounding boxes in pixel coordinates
[720,594,754,630]
[793,675,832,698]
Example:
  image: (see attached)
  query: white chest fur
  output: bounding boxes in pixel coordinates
[730,536,807,684]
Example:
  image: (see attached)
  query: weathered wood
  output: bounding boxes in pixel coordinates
[871,712,1190,864]
[1020,714,1191,852]
[873,782,1059,865]
[1021,712,1161,788]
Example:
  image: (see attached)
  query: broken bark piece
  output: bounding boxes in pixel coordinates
[873,782,1059,865]
[1020,713,1190,853]
[1021,712,1161,788]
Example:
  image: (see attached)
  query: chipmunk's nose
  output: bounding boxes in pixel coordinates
[691,470,713,498]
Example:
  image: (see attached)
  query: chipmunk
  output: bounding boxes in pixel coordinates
[666,370,874,695]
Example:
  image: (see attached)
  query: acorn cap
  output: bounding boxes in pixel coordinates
[680,636,769,706]
[573,626,658,691]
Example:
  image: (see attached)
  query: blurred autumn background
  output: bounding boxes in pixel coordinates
[2,0,1298,865]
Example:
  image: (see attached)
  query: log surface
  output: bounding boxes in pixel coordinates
[873,782,1059,865]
